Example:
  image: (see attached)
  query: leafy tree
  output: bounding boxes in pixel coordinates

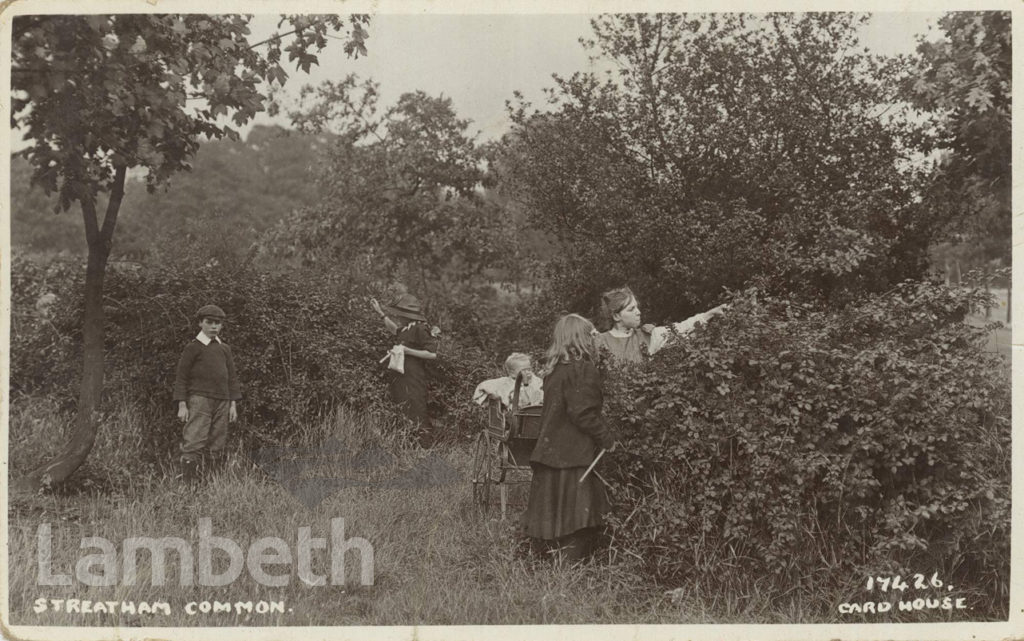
[499,13,933,320]
[10,154,79,255]
[905,11,1011,273]
[12,125,327,260]
[265,76,514,321]
[11,13,369,490]
[119,124,328,262]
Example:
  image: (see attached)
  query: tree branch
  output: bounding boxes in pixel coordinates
[247,16,334,51]
[80,194,100,248]
[99,166,127,244]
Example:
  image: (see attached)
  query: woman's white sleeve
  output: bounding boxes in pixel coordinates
[671,304,728,337]
[671,315,702,337]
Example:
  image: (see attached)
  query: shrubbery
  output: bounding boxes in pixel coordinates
[11,254,1010,616]
[10,255,494,463]
[601,281,1010,611]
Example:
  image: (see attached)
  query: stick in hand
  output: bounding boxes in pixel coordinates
[579,449,606,483]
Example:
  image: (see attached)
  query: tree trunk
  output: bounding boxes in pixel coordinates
[15,168,126,492]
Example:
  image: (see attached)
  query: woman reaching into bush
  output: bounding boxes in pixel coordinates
[371,293,438,444]
[594,286,727,364]
[522,313,616,562]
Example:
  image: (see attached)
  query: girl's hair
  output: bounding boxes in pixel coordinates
[598,286,636,331]
[504,352,532,377]
[542,314,596,374]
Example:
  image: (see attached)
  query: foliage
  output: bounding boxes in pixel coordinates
[263,76,517,332]
[13,14,367,206]
[11,126,327,260]
[498,13,936,322]
[10,255,492,459]
[904,11,1011,271]
[11,13,370,488]
[9,154,82,256]
[125,124,330,262]
[601,281,1010,605]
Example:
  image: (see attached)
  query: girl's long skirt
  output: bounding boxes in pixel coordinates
[521,463,610,540]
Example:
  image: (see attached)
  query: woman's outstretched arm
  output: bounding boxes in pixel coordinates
[649,304,729,355]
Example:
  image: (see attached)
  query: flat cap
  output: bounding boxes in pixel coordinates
[196,304,226,320]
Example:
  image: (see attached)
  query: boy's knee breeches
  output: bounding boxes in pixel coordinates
[180,394,230,461]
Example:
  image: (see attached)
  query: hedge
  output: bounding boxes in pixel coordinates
[601,282,1009,610]
[10,256,495,458]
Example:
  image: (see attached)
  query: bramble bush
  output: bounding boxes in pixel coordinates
[602,281,1010,615]
[12,254,1010,616]
[10,255,493,467]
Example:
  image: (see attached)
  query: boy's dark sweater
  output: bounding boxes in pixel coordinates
[172,339,242,402]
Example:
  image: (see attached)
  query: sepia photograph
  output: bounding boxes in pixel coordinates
[1,1,1016,639]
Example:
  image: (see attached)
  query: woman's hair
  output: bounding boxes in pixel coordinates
[542,314,596,374]
[504,352,532,377]
[598,286,636,331]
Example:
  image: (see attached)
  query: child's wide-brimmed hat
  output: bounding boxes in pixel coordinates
[196,304,226,320]
[382,294,427,322]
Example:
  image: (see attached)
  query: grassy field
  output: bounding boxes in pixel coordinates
[6,396,1004,629]
[7,406,678,627]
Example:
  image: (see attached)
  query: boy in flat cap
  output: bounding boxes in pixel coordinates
[172,304,241,482]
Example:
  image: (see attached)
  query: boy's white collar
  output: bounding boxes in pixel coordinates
[196,332,222,345]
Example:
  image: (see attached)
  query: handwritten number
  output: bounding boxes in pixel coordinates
[870,573,944,592]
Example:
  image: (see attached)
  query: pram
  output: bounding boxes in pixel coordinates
[471,373,542,519]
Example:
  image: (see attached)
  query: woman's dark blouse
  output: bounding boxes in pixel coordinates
[530,358,615,469]
[387,321,437,422]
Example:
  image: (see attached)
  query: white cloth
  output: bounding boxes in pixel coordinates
[386,344,405,373]
[195,332,222,345]
[473,376,544,408]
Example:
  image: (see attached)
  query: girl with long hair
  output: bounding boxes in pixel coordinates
[523,314,616,561]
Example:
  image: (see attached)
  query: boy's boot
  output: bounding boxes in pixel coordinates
[179,455,200,485]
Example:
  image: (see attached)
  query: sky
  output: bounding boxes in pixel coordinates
[245,12,944,142]
[5,11,944,152]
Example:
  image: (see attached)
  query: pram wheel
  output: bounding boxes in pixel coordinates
[470,376,542,519]
[471,431,494,511]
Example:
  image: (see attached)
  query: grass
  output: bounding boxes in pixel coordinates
[7,405,675,627]
[6,394,1010,627]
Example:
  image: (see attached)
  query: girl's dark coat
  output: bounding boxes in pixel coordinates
[530,358,615,468]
